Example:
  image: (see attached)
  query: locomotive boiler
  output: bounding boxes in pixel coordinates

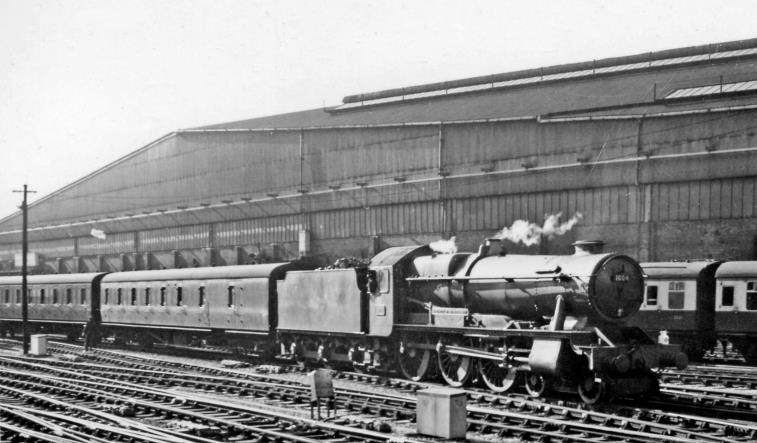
[394,239,687,403]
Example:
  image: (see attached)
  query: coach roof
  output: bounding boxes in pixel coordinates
[715,261,757,279]
[101,263,294,283]
[641,261,722,279]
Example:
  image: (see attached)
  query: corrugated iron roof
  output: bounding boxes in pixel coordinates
[193,56,757,131]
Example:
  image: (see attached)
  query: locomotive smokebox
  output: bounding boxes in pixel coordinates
[572,240,605,255]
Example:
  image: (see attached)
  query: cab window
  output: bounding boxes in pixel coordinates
[747,282,757,310]
[645,286,658,306]
[722,286,734,306]
[668,281,685,309]
[378,269,390,293]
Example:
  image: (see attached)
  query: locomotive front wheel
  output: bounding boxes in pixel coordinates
[438,347,473,387]
[398,341,432,382]
[478,360,519,393]
[577,375,604,405]
[525,373,548,398]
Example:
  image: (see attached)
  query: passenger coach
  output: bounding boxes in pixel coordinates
[0,273,106,338]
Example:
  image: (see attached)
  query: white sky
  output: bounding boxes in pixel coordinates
[1,0,756,220]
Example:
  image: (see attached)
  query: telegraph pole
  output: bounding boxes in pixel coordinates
[13,185,36,355]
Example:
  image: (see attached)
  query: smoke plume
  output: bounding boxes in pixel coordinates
[495,212,582,246]
[429,236,458,254]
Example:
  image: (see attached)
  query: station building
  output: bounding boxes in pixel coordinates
[2,38,757,273]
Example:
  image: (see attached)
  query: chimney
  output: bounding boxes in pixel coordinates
[572,240,605,255]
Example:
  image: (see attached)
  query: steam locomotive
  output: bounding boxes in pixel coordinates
[0,239,686,404]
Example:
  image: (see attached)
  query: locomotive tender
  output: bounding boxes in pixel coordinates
[0,239,686,403]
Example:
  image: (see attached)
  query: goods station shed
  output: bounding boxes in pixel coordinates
[2,38,757,273]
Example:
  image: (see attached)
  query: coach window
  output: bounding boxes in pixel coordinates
[176,287,183,307]
[3,289,9,304]
[645,286,658,306]
[117,288,123,305]
[722,286,734,307]
[104,289,110,305]
[746,282,757,310]
[199,286,205,307]
[668,282,685,309]
[16,289,21,304]
[53,288,59,304]
[227,286,234,308]
[160,287,166,306]
[145,288,151,306]
[66,288,72,305]
[40,289,46,304]
[131,288,137,306]
[80,288,87,305]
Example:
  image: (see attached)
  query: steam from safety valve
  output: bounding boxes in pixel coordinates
[494,212,583,246]
[429,236,458,254]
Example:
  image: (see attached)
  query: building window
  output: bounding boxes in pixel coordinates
[160,287,166,306]
[40,289,46,304]
[66,288,72,304]
[199,286,205,307]
[722,286,734,307]
[227,286,234,308]
[131,288,137,306]
[645,286,658,306]
[52,289,59,304]
[80,288,87,305]
[747,282,757,310]
[104,289,109,305]
[145,288,151,306]
[668,281,685,309]
[117,288,123,305]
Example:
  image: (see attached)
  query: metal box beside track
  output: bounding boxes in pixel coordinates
[278,269,363,334]
[416,387,467,439]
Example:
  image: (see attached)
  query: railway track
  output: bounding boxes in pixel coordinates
[661,364,757,388]
[3,341,755,442]
[0,360,410,443]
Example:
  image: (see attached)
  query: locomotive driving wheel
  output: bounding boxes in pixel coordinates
[478,359,519,393]
[525,373,548,398]
[577,374,604,405]
[398,339,433,381]
[437,340,474,387]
